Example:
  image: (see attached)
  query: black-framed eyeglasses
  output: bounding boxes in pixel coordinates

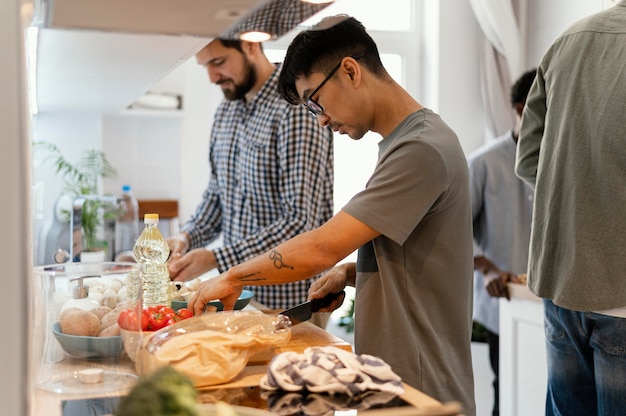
[304,54,363,116]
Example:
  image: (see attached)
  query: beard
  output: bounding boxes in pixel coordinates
[220,58,257,101]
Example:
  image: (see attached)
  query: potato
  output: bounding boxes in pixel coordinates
[116,286,129,302]
[89,285,105,294]
[115,299,134,311]
[84,278,103,288]
[59,307,82,322]
[88,292,104,305]
[100,308,122,332]
[60,310,100,337]
[102,288,118,309]
[98,323,121,337]
[104,279,124,292]
[90,305,112,321]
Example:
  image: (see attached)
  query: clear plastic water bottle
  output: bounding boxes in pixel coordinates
[133,213,171,307]
[114,185,139,258]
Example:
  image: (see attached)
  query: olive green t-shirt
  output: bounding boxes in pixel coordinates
[343,109,476,416]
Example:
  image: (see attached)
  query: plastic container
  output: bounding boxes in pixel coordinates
[133,213,171,307]
[32,262,141,397]
[60,276,101,313]
[114,185,139,258]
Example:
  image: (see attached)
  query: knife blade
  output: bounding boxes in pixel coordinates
[279,290,345,325]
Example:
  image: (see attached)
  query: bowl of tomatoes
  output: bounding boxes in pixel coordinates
[118,305,193,362]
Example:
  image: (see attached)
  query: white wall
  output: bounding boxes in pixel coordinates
[31,113,104,264]
[526,0,608,67]
[102,114,182,200]
[102,58,218,222]
[424,0,484,155]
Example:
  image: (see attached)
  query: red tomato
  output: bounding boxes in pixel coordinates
[147,312,168,330]
[135,305,194,331]
[143,306,160,315]
[118,309,139,331]
[176,308,193,320]
[118,308,150,331]
[166,315,181,326]
[140,309,150,331]
[158,306,175,315]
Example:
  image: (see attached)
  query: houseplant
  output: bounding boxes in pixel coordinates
[35,142,118,254]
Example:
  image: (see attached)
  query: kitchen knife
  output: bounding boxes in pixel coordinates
[279,291,345,325]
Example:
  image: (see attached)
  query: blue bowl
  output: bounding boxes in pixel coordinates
[171,289,254,312]
[52,322,123,360]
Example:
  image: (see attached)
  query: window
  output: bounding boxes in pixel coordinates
[266,1,419,222]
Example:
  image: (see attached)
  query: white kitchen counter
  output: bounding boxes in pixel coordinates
[32,307,455,415]
[499,284,547,416]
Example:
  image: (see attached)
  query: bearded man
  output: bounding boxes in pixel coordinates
[167,39,334,320]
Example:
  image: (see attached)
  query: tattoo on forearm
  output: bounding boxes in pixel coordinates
[269,250,294,270]
[239,272,265,282]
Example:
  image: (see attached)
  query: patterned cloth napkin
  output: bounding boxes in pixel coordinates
[260,346,404,396]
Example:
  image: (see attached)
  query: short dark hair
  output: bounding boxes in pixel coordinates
[215,38,264,53]
[510,68,537,107]
[217,38,244,53]
[277,15,386,105]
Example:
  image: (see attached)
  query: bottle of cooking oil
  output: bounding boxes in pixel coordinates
[133,213,171,307]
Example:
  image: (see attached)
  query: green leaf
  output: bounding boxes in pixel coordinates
[34,141,118,249]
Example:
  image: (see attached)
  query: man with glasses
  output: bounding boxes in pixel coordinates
[189,16,476,415]
[167,38,334,323]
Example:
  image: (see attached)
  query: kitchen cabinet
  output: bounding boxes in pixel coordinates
[499,284,547,416]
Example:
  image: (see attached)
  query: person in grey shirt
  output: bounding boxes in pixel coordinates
[516,2,626,415]
[188,15,476,416]
[468,68,535,416]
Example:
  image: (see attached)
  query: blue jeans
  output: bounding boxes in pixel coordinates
[543,299,626,416]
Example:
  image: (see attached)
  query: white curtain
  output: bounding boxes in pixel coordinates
[469,0,525,138]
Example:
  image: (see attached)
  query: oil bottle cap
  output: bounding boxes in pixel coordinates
[144,213,159,224]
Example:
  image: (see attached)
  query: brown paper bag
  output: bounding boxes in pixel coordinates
[136,311,291,386]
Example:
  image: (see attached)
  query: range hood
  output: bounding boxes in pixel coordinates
[31,0,331,113]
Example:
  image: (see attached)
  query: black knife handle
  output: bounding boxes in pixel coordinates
[310,290,345,312]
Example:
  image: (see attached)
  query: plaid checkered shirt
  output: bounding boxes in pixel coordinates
[182,65,334,309]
